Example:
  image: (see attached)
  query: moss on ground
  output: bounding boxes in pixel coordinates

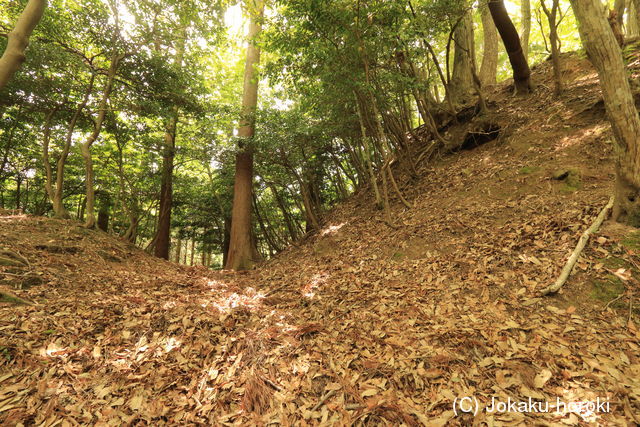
[519,166,540,175]
[590,275,625,303]
[621,231,640,251]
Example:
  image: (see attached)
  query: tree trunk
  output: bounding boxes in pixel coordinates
[15,175,21,211]
[615,0,626,30]
[81,54,122,229]
[570,0,640,223]
[0,0,46,90]
[154,29,186,260]
[629,1,639,36]
[97,192,110,231]
[190,239,196,266]
[449,10,476,105]
[520,0,531,60]
[269,182,298,241]
[541,0,563,96]
[488,0,533,94]
[225,0,265,270]
[300,179,320,231]
[479,0,499,86]
[44,74,95,219]
[222,216,231,267]
[174,238,182,263]
[97,208,109,231]
[355,94,383,210]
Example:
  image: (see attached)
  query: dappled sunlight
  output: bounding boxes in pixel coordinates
[572,72,599,87]
[0,213,27,220]
[553,387,610,424]
[200,287,265,313]
[301,272,327,298]
[554,124,608,151]
[320,222,346,236]
[40,342,68,359]
[162,301,177,310]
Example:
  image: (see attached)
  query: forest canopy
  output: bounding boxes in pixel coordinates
[0,0,634,268]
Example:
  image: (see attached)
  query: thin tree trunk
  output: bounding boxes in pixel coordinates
[48,73,95,219]
[15,175,21,211]
[154,28,186,259]
[570,0,640,222]
[541,0,563,96]
[269,182,298,241]
[479,0,499,86]
[520,0,531,60]
[226,0,265,270]
[97,192,110,231]
[190,238,195,266]
[355,93,383,209]
[174,237,182,263]
[0,0,46,90]
[488,0,533,94]
[81,53,123,229]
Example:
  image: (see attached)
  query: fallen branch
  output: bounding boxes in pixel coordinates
[540,196,614,296]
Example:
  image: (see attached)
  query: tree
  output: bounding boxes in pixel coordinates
[479,0,498,86]
[541,0,562,96]
[154,27,187,259]
[520,0,531,60]
[225,0,265,270]
[570,0,640,223]
[0,0,46,90]
[449,9,475,104]
[80,52,123,228]
[488,0,533,94]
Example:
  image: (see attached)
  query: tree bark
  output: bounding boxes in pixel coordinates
[449,10,476,105]
[488,0,533,94]
[174,237,182,263]
[0,0,46,90]
[225,0,265,270]
[154,29,186,260]
[15,175,21,211]
[520,0,531,60]
[615,0,626,30]
[570,0,640,223]
[44,73,95,219]
[81,54,122,229]
[629,1,639,36]
[97,207,109,231]
[541,0,563,96]
[479,0,499,86]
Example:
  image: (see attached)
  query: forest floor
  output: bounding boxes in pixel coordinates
[2,53,640,426]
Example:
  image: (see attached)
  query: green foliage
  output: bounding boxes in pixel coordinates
[0,0,601,263]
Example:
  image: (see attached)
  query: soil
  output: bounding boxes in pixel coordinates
[1,53,639,425]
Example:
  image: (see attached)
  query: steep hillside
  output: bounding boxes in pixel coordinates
[2,54,639,425]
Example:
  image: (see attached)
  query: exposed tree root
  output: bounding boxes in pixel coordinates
[0,287,34,305]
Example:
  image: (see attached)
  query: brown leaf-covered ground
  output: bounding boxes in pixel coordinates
[2,54,640,425]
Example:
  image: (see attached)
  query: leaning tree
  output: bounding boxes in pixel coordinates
[571,0,640,223]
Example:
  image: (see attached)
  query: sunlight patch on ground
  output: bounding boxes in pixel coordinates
[40,342,67,359]
[302,273,327,298]
[162,301,177,310]
[201,288,265,313]
[572,72,599,87]
[320,222,346,236]
[554,124,608,151]
[0,213,26,219]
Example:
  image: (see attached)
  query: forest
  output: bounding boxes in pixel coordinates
[1,0,640,424]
